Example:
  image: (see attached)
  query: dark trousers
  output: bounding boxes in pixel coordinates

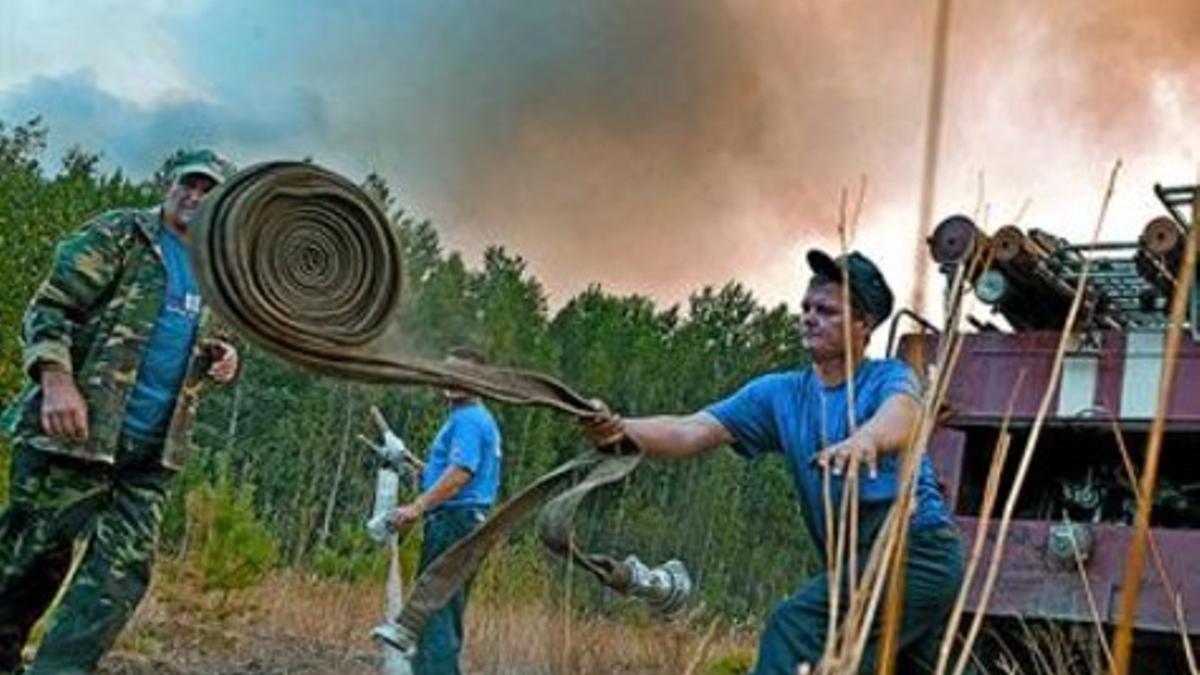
[412,506,488,675]
[754,507,965,675]
[0,439,171,675]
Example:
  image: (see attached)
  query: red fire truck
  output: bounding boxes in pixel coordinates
[896,184,1198,671]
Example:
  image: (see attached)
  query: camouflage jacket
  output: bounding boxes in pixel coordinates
[1,207,219,470]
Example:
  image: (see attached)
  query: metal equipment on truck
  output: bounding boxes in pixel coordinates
[897,183,1199,671]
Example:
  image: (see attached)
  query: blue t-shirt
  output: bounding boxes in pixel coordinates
[421,402,502,509]
[706,359,951,547]
[122,228,202,442]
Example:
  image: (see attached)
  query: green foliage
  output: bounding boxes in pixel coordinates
[704,649,755,675]
[397,525,424,581]
[473,539,556,605]
[160,452,211,555]
[0,441,8,505]
[185,455,279,594]
[311,522,390,583]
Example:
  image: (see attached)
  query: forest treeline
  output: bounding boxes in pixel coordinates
[0,117,818,620]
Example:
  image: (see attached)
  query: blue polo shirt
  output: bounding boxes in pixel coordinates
[122,227,202,442]
[421,402,502,510]
[706,359,950,548]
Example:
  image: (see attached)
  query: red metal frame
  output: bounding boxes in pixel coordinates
[901,331,1200,635]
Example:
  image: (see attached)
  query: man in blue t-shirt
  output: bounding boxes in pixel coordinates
[584,249,963,674]
[389,347,502,675]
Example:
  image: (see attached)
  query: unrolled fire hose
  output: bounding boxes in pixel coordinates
[192,161,692,656]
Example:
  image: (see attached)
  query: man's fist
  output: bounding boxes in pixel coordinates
[580,399,626,448]
[204,339,239,384]
[389,500,426,531]
[814,434,879,478]
[40,367,88,442]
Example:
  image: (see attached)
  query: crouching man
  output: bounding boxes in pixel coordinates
[583,250,964,674]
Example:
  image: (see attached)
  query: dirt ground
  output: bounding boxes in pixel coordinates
[101,631,379,675]
[92,568,397,675]
[98,608,383,675]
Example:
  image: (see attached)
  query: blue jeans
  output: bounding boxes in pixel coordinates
[754,507,965,675]
[412,506,488,675]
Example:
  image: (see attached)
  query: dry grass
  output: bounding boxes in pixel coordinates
[106,563,755,675]
[471,602,749,675]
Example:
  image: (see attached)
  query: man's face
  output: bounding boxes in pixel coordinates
[800,282,868,359]
[162,173,218,232]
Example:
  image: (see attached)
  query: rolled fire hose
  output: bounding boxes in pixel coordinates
[192,161,692,655]
[365,467,414,675]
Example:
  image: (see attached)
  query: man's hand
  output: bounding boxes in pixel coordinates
[389,499,426,531]
[815,433,879,478]
[205,339,239,383]
[580,399,626,448]
[40,366,89,442]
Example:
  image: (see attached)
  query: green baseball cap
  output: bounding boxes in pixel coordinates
[806,248,895,330]
[169,148,234,184]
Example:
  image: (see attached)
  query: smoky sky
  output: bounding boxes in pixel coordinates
[2,1,1198,309]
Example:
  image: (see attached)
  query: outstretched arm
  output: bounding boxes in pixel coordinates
[582,410,733,460]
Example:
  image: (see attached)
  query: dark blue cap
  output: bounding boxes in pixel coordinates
[806,249,895,330]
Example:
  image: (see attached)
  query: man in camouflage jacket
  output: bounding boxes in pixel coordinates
[0,149,240,674]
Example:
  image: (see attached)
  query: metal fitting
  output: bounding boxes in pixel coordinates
[376,431,412,469]
[366,512,395,543]
[372,621,419,658]
[1047,521,1093,567]
[622,556,693,615]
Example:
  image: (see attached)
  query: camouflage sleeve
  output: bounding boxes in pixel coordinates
[21,212,130,378]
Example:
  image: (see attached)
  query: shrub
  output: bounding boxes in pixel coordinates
[705,649,755,675]
[185,455,279,598]
[311,522,391,583]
